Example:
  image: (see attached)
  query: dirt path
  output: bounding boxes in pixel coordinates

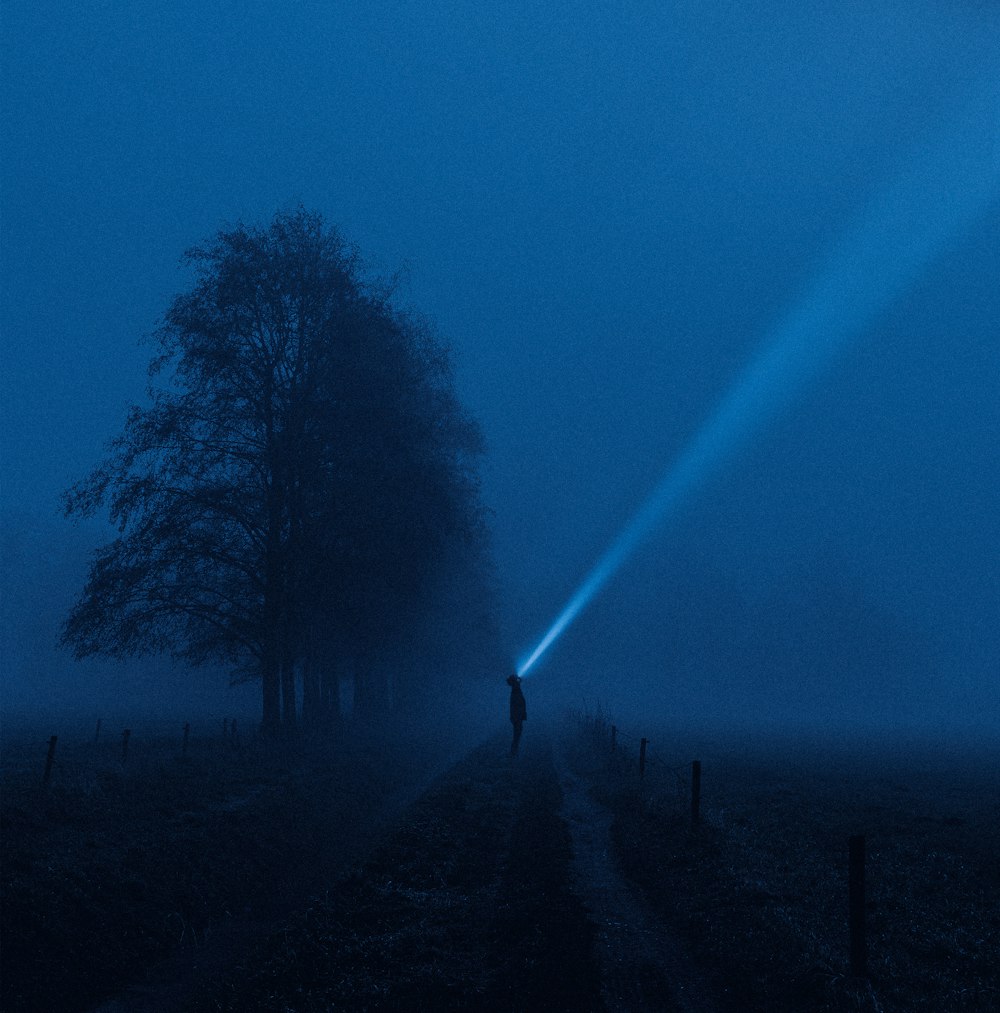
[87,726,719,1011]
[183,730,600,1010]
[177,726,724,1011]
[554,743,718,1013]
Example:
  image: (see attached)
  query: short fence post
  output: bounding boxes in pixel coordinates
[849,835,867,978]
[94,718,102,744]
[639,738,648,779]
[691,760,702,826]
[121,728,131,764]
[43,735,58,786]
[182,722,190,756]
[610,725,617,753]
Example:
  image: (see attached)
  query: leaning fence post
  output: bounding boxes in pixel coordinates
[691,760,702,825]
[610,725,617,753]
[182,722,190,756]
[121,728,131,764]
[43,735,58,786]
[639,738,648,779]
[849,834,867,977]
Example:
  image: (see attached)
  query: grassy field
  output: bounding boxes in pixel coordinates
[569,715,1000,1012]
[4,712,996,1012]
[0,718,465,1013]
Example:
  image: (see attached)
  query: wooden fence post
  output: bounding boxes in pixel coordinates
[43,735,58,786]
[691,760,702,826]
[121,728,131,764]
[639,738,648,779]
[849,834,867,977]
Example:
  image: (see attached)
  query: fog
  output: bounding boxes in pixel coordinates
[0,513,259,732]
[2,2,998,742]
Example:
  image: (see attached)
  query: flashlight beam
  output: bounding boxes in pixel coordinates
[518,100,999,677]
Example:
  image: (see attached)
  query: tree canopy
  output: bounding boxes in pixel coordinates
[64,209,499,733]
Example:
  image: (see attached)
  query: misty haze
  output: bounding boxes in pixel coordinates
[2,3,998,1011]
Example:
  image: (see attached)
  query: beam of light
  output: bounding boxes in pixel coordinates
[517,98,999,678]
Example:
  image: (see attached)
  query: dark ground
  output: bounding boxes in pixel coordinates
[0,721,472,1013]
[572,715,1000,1013]
[194,731,608,1012]
[3,716,997,1011]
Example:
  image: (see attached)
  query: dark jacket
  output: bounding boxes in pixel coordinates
[509,683,527,723]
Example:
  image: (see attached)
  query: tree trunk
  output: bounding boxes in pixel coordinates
[261,649,281,737]
[261,509,282,738]
[301,639,321,728]
[318,661,337,722]
[281,653,297,733]
[352,656,369,718]
[262,413,284,738]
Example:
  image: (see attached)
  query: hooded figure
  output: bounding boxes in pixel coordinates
[507,673,527,756]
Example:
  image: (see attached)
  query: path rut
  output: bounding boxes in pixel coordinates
[555,742,719,1013]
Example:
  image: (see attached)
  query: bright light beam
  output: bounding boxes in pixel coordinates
[518,99,999,677]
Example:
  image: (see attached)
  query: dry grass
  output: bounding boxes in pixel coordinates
[1,722,456,1013]
[569,715,1000,1013]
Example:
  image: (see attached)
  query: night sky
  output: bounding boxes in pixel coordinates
[2,2,998,733]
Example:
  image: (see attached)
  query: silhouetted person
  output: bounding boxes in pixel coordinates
[507,673,527,756]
